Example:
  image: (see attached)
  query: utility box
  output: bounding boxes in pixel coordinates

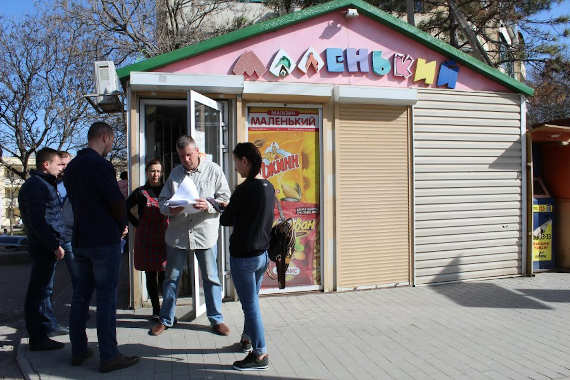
[532,178,555,271]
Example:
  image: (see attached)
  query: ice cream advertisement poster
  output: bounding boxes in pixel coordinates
[248,107,321,288]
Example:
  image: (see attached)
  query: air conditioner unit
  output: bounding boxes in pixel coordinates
[85,61,123,113]
[95,61,121,95]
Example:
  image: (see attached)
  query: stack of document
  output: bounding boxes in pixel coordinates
[164,176,201,214]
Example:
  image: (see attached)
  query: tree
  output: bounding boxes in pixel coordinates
[0,11,95,179]
[56,0,237,65]
[298,0,569,75]
[527,56,570,125]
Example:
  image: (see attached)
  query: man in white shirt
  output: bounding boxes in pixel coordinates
[150,135,230,336]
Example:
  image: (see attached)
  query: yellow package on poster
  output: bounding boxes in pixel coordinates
[248,107,320,204]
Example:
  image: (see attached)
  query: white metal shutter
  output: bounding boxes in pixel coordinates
[336,104,410,289]
[414,89,522,284]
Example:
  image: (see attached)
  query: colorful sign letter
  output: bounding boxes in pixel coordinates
[371,51,391,76]
[232,51,266,77]
[297,47,324,74]
[326,48,344,72]
[269,49,296,77]
[437,60,459,89]
[393,53,415,78]
[346,48,369,72]
[414,58,437,84]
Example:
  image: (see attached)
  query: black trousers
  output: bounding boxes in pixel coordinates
[25,252,58,342]
[145,270,165,315]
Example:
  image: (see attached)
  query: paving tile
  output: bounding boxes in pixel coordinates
[17,273,570,380]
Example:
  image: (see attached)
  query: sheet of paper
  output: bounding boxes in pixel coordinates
[165,176,201,214]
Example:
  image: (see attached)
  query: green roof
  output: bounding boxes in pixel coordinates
[116,0,534,96]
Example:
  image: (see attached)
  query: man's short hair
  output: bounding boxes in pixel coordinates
[36,147,59,169]
[176,135,196,150]
[57,151,70,158]
[87,121,114,141]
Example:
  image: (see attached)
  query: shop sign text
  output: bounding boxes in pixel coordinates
[233,48,460,88]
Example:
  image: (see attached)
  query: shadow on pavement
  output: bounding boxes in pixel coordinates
[430,282,552,309]
[515,289,570,303]
[427,258,552,310]
[0,263,29,379]
[115,315,218,335]
[24,341,318,380]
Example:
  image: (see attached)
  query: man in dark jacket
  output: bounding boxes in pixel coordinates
[18,147,66,351]
[64,121,138,373]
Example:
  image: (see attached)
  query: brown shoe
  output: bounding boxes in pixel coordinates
[212,322,230,336]
[149,322,167,336]
[99,354,139,373]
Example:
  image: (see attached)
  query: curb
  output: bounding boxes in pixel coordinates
[16,336,40,380]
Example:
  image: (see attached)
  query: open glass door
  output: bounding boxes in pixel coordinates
[187,90,225,319]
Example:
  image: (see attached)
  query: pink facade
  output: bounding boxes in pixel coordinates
[157,11,510,93]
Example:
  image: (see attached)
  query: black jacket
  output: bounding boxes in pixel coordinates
[220,178,275,258]
[18,170,65,252]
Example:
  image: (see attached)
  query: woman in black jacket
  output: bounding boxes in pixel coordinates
[220,142,275,371]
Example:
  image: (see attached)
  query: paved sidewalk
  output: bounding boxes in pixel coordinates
[0,262,30,380]
[18,273,570,380]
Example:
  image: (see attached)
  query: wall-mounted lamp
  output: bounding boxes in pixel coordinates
[561,141,569,146]
[345,8,359,18]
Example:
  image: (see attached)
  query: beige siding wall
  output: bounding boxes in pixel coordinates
[335,104,410,288]
[414,89,522,284]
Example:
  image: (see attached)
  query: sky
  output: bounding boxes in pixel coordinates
[2,0,39,18]
[528,0,570,49]
[1,0,568,59]
[2,0,569,19]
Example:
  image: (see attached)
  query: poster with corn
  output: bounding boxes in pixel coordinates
[248,107,320,288]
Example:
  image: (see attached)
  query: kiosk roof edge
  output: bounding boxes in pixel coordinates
[116,0,534,96]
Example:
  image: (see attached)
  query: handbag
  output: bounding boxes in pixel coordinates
[268,196,296,289]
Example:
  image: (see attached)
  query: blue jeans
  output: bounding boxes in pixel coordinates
[25,249,57,343]
[230,251,269,356]
[61,241,80,290]
[70,244,122,361]
[160,245,223,327]
[43,242,78,331]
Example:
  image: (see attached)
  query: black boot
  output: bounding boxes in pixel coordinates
[29,337,65,351]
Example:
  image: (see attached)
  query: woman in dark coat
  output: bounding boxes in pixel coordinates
[126,159,168,319]
[220,142,275,371]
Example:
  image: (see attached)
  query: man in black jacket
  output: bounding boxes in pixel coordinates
[64,121,138,373]
[18,147,66,351]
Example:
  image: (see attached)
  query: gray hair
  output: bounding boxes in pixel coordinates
[176,135,196,150]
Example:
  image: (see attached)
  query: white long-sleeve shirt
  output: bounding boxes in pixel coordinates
[159,160,230,250]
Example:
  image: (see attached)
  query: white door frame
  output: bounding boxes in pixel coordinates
[138,98,186,305]
[187,90,224,319]
[138,95,226,319]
